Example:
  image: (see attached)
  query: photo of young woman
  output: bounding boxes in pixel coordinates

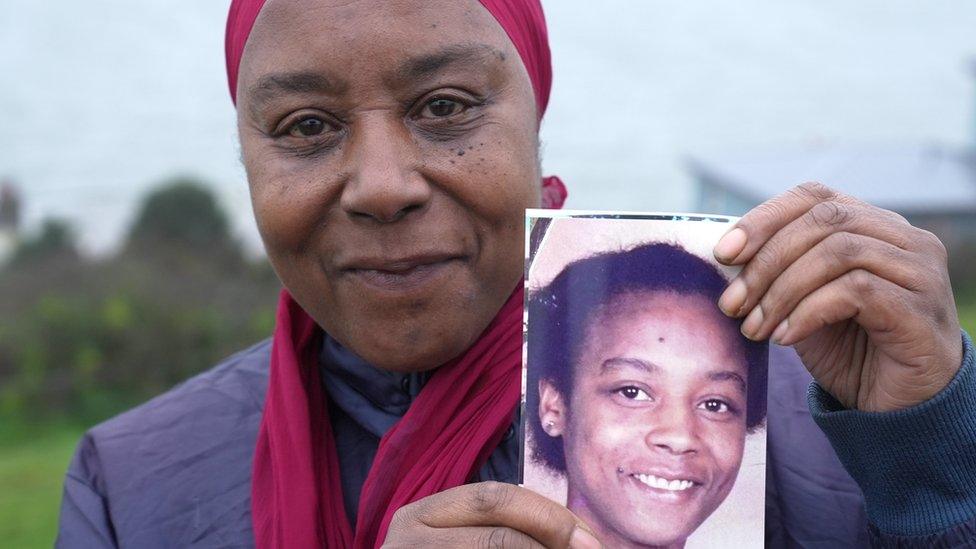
[523,214,769,548]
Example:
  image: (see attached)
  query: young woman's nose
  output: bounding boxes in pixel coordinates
[645,403,700,455]
[339,115,432,223]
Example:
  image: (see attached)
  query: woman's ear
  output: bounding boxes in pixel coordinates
[538,378,567,437]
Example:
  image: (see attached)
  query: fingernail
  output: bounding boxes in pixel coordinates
[741,306,764,340]
[771,319,789,345]
[569,526,602,549]
[719,278,747,317]
[714,228,747,263]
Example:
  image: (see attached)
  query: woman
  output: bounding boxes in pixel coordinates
[526,242,767,548]
[56,0,975,547]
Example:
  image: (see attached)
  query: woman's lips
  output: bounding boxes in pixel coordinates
[627,474,702,502]
[342,254,464,293]
[621,467,706,501]
[631,473,697,492]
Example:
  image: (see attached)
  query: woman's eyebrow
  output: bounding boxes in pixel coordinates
[599,357,659,375]
[244,44,501,113]
[706,370,747,394]
[388,43,503,87]
[246,71,349,112]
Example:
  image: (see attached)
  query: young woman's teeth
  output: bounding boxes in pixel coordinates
[634,473,695,491]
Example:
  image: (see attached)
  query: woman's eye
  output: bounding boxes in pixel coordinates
[422,98,464,118]
[699,399,730,414]
[288,117,328,138]
[615,386,652,401]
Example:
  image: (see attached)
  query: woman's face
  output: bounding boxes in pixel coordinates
[541,291,749,548]
[235,0,541,371]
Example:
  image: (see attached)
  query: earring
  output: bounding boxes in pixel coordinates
[545,420,556,434]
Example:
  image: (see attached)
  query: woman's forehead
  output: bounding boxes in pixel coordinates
[259,0,491,30]
[582,291,749,372]
[241,0,511,74]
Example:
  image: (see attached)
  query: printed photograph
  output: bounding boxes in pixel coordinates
[522,211,769,548]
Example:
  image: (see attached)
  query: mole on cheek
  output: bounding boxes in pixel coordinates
[658,337,665,343]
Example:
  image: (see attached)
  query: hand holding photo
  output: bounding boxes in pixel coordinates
[521,211,769,549]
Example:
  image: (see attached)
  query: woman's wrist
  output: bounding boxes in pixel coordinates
[808,330,976,536]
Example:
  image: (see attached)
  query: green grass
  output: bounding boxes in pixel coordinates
[0,424,83,549]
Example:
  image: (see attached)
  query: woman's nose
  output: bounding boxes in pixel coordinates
[339,115,432,223]
[645,404,700,456]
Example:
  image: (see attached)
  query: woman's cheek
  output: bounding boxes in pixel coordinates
[247,150,339,254]
[416,124,539,220]
[704,420,747,471]
[580,404,636,449]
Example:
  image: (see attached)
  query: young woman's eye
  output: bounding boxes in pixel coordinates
[421,98,464,118]
[699,399,731,414]
[614,386,652,401]
[288,116,329,138]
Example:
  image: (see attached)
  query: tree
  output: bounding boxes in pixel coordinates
[9,218,78,266]
[125,177,243,267]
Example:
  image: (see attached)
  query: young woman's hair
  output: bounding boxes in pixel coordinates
[525,241,768,472]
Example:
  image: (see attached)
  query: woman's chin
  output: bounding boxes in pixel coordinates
[336,322,481,373]
[303,275,504,371]
[579,523,691,549]
[571,496,701,549]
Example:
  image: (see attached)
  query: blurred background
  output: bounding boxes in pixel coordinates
[1,1,974,546]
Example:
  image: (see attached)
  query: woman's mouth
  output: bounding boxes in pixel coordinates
[352,263,450,290]
[622,467,706,501]
[631,473,697,492]
[342,254,465,293]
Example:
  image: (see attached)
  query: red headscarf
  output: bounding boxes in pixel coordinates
[227,1,565,547]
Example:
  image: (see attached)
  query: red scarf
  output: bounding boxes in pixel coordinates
[252,286,527,548]
[228,1,565,546]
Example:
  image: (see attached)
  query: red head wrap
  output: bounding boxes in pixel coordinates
[231,2,566,547]
[226,0,553,117]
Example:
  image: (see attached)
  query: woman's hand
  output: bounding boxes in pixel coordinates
[382,481,602,549]
[713,182,964,413]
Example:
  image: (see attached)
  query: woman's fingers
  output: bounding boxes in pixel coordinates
[736,232,927,342]
[719,202,913,319]
[385,482,601,549]
[383,526,546,549]
[766,269,962,409]
[717,187,916,319]
[713,182,845,265]
[769,268,947,366]
[770,270,884,347]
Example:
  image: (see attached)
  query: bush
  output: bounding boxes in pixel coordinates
[0,179,279,425]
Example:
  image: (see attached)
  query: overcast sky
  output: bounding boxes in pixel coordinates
[1,0,974,253]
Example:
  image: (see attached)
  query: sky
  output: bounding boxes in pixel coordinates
[1,0,974,253]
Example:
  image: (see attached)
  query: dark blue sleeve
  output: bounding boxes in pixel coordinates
[808,331,976,547]
[55,434,118,549]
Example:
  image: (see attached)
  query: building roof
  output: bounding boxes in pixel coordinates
[688,143,976,215]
